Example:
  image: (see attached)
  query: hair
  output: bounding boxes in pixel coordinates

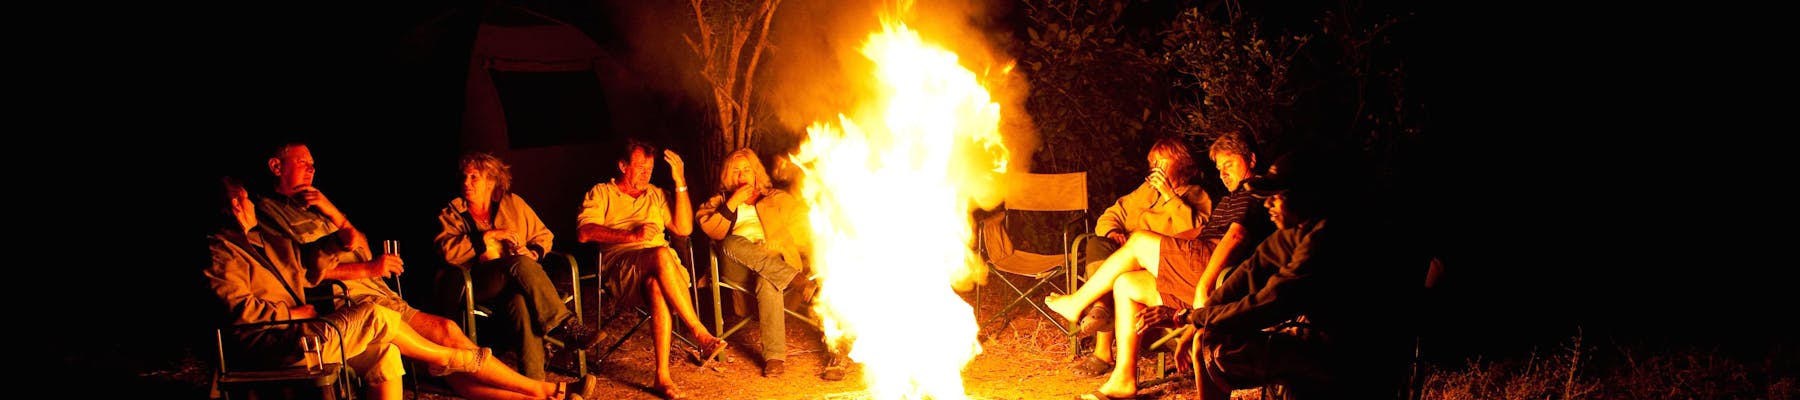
[1207,131,1255,165]
[619,138,658,165]
[459,151,512,204]
[271,141,307,161]
[717,148,773,194]
[1147,136,1198,184]
[217,175,247,229]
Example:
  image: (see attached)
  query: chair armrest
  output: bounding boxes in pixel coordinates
[545,249,583,324]
[216,317,346,372]
[304,280,351,315]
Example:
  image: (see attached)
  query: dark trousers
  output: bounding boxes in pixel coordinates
[469,255,570,379]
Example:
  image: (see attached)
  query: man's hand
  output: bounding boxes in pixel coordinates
[637,224,659,242]
[664,149,687,188]
[370,254,405,278]
[1107,230,1129,245]
[293,185,345,223]
[1136,304,1187,336]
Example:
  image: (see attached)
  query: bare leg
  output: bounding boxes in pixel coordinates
[404,312,499,396]
[648,280,680,393]
[369,378,404,400]
[1047,232,1165,322]
[1094,331,1115,361]
[1095,271,1161,398]
[370,308,557,399]
[653,248,718,342]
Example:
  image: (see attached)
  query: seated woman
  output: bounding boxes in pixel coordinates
[205,175,598,400]
[434,152,603,379]
[696,148,815,378]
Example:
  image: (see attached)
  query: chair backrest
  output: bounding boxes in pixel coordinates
[978,172,1090,276]
[1001,172,1088,212]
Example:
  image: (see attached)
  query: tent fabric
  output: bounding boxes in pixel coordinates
[461,5,609,151]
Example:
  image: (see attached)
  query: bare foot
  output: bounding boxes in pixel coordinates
[1044,294,1082,323]
[652,381,687,400]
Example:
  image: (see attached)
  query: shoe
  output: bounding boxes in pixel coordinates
[1076,303,1114,337]
[821,354,850,381]
[560,374,599,400]
[549,318,606,350]
[1070,354,1113,377]
[763,359,787,377]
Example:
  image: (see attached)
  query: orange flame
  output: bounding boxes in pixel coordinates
[788,22,1009,400]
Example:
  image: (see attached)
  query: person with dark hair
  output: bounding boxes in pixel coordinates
[1139,149,1417,400]
[695,148,816,378]
[1072,136,1214,377]
[1045,131,1277,399]
[576,139,725,399]
[434,151,603,379]
[207,175,599,400]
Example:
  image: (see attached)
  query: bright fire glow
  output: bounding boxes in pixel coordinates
[789,22,1010,400]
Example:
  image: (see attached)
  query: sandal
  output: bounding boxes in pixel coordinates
[1070,354,1114,377]
[693,337,729,368]
[549,374,597,400]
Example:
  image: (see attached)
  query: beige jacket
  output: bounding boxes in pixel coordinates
[695,188,813,271]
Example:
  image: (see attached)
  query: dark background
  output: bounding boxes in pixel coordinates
[36,0,1784,391]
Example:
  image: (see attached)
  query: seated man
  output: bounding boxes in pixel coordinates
[576,138,728,400]
[434,151,603,379]
[207,176,597,400]
[1045,131,1275,400]
[256,141,512,392]
[1143,150,1417,400]
[696,148,815,378]
[1073,136,1213,377]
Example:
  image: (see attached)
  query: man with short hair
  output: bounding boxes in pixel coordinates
[576,138,726,400]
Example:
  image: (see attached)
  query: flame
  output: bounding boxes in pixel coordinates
[788,22,1010,400]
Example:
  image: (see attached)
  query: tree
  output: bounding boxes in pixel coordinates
[1013,0,1171,218]
[685,0,784,173]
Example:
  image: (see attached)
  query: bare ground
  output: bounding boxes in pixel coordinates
[138,272,1258,400]
[418,271,1241,400]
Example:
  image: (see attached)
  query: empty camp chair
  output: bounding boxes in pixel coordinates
[972,171,1095,358]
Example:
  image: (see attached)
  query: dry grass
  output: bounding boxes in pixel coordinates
[1420,329,1795,400]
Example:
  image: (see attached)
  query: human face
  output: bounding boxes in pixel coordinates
[1212,151,1252,192]
[274,145,317,195]
[618,148,656,192]
[461,167,495,204]
[725,157,757,191]
[1263,193,1289,229]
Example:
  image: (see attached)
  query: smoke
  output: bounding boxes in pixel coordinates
[759,0,1038,172]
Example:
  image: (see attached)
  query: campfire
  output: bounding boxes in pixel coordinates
[788,21,1015,400]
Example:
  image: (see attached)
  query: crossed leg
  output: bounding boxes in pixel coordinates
[1047,231,1166,324]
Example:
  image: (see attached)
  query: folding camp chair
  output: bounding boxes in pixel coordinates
[437,250,589,377]
[590,234,705,365]
[972,171,1095,358]
[695,234,824,363]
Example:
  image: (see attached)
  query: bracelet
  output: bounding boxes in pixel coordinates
[676,186,688,192]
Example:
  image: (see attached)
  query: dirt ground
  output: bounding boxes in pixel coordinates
[403,272,1249,400]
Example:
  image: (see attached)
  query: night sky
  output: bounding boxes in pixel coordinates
[42,0,1783,385]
